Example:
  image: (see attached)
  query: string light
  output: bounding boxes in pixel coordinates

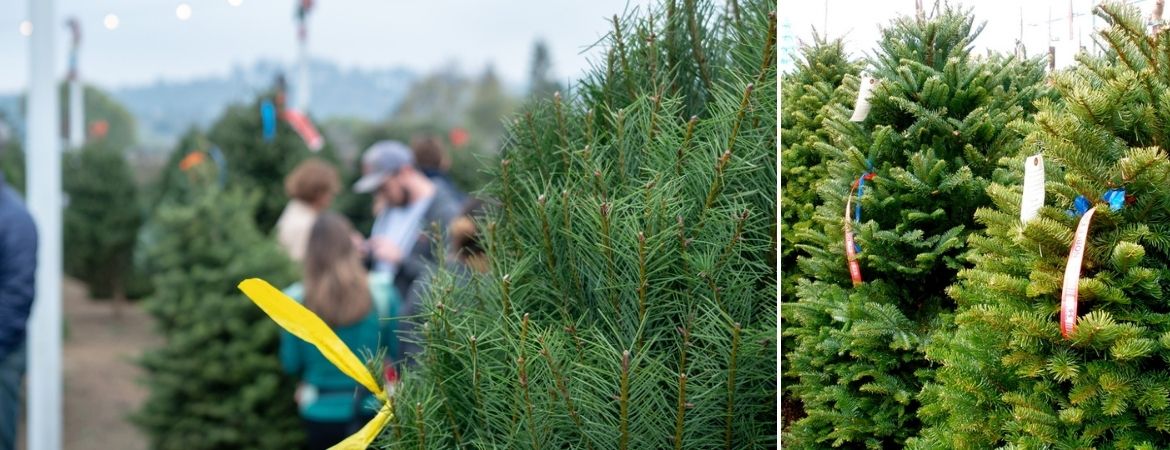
[176,3,192,21]
[228,0,244,6]
[104,14,120,30]
[18,20,32,37]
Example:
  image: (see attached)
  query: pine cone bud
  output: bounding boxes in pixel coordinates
[621,350,630,371]
[638,232,645,244]
[538,194,547,205]
[601,202,610,216]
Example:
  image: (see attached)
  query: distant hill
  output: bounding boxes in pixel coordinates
[0,58,416,151]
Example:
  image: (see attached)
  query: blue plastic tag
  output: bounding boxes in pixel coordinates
[261,100,277,142]
[1102,188,1125,212]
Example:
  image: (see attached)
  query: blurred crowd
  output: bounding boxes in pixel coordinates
[273,137,485,449]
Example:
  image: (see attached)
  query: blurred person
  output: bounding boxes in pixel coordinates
[351,141,460,298]
[0,170,35,450]
[399,198,489,365]
[275,158,340,263]
[280,212,399,450]
[410,135,465,202]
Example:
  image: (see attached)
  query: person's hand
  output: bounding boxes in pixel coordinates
[351,232,367,255]
[369,237,404,264]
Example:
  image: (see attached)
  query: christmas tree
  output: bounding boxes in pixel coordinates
[913,4,1170,448]
[378,0,776,448]
[207,91,338,232]
[133,187,302,450]
[62,139,142,308]
[782,6,1047,447]
[778,32,858,427]
[0,135,23,195]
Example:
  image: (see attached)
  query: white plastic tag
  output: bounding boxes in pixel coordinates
[850,74,878,122]
[1020,154,1045,223]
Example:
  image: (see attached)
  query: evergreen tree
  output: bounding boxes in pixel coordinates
[0,136,23,196]
[62,140,142,307]
[150,127,212,209]
[782,6,1047,447]
[207,93,338,232]
[528,39,561,99]
[913,4,1170,448]
[379,0,776,448]
[778,32,858,427]
[57,83,138,151]
[133,187,302,450]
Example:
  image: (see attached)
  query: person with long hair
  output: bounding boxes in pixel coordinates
[280,212,399,449]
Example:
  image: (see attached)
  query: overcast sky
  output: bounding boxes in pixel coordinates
[782,0,1157,69]
[0,0,652,93]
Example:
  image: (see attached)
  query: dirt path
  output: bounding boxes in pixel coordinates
[18,279,159,450]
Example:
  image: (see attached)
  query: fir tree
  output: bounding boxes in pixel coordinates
[62,140,142,308]
[913,4,1170,448]
[133,188,302,450]
[528,39,561,99]
[379,0,776,448]
[207,93,338,232]
[778,32,858,427]
[0,136,22,196]
[782,6,1047,447]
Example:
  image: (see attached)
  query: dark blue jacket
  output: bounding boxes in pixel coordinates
[0,174,36,361]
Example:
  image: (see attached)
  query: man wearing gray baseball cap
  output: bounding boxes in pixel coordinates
[355,140,460,363]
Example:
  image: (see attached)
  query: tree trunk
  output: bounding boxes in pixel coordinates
[112,277,126,320]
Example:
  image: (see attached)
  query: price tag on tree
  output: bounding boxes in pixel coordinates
[850,74,878,122]
[1020,155,1044,223]
[1061,206,1096,338]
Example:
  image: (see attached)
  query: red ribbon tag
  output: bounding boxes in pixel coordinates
[281,109,324,152]
[844,187,863,286]
[1061,206,1096,338]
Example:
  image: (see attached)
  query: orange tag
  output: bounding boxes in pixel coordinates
[1061,206,1096,338]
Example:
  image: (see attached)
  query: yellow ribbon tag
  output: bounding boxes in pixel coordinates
[330,402,393,450]
[237,278,393,449]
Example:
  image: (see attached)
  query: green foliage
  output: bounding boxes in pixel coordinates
[149,127,211,209]
[0,137,23,195]
[528,39,561,99]
[335,70,517,232]
[133,188,302,450]
[63,140,143,299]
[912,4,1170,448]
[778,33,858,428]
[379,0,776,448]
[207,94,339,232]
[58,83,137,151]
[782,6,1048,448]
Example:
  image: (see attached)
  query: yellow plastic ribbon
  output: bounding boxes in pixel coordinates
[238,278,392,449]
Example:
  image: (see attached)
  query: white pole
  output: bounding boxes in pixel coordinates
[66,19,83,150]
[296,24,309,111]
[26,0,63,448]
[68,80,83,150]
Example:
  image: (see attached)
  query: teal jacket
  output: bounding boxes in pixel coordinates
[281,273,400,422]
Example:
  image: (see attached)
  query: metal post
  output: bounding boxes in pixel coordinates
[295,0,312,112]
[66,18,82,150]
[26,0,63,447]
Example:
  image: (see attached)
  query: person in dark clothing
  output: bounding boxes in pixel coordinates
[0,173,36,450]
[399,198,489,366]
[410,135,465,203]
[352,141,461,366]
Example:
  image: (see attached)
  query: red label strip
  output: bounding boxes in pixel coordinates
[845,185,862,286]
[1061,206,1096,338]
